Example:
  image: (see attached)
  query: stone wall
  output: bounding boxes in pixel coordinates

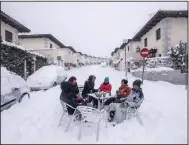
[131,70,187,85]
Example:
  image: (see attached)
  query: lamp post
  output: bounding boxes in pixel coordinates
[123,39,128,77]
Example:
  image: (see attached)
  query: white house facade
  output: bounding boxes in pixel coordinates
[132,10,188,57]
[18,34,66,66]
[59,47,77,64]
[111,10,188,72]
[80,55,86,65]
[1,11,30,44]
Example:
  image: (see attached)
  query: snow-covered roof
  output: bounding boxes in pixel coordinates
[18,34,66,48]
[132,10,188,41]
[1,11,30,33]
[2,41,46,58]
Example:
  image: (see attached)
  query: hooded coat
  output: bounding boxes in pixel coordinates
[125,88,144,108]
[60,77,79,115]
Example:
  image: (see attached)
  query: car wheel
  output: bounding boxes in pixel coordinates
[53,82,57,87]
[19,93,30,103]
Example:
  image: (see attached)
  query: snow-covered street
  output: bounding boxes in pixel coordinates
[1,65,187,144]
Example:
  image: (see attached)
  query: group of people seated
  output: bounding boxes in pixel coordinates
[60,75,144,122]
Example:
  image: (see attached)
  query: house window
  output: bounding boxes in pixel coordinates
[5,30,13,42]
[128,46,129,52]
[50,43,52,48]
[57,56,61,60]
[144,38,147,47]
[156,28,161,40]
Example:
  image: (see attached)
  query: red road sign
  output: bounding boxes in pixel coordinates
[140,48,149,58]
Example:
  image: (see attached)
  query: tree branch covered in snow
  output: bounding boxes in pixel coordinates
[168,41,188,73]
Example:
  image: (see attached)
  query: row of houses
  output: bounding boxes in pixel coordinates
[111,10,188,71]
[1,10,107,68]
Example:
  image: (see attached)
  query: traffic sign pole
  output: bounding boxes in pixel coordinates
[141,57,145,84]
[140,48,149,84]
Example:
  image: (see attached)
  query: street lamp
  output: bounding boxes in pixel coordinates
[123,39,128,77]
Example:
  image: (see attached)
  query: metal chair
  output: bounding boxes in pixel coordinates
[65,106,107,142]
[58,100,81,131]
[121,106,143,126]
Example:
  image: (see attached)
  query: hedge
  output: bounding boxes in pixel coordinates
[1,41,48,78]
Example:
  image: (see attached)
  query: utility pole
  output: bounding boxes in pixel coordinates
[123,39,128,77]
[124,47,127,77]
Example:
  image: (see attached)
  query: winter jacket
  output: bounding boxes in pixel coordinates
[82,80,97,98]
[60,81,80,115]
[118,84,131,97]
[60,81,79,104]
[124,88,144,108]
[98,82,112,92]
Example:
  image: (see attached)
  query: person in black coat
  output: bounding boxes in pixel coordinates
[60,76,85,115]
[82,75,97,103]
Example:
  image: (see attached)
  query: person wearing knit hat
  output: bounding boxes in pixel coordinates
[104,78,131,106]
[104,77,109,82]
[107,79,144,122]
[98,77,112,93]
[93,77,112,108]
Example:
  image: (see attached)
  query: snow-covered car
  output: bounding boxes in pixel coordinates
[1,67,30,111]
[101,62,106,67]
[27,65,67,91]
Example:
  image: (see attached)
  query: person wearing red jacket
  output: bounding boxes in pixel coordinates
[93,77,112,108]
[98,77,112,93]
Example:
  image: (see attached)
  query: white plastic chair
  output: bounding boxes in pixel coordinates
[58,100,81,130]
[66,106,107,142]
[121,106,143,126]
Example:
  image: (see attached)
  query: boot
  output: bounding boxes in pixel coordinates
[109,110,115,122]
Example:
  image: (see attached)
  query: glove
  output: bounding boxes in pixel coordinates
[120,97,127,102]
[84,97,89,103]
[89,90,93,93]
[76,96,83,101]
[120,102,128,108]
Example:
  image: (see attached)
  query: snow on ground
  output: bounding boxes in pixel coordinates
[1,65,187,144]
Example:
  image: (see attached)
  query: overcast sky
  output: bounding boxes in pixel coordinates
[2,2,187,57]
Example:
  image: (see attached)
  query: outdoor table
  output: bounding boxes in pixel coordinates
[87,93,116,110]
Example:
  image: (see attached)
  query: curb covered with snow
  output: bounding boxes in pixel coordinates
[131,67,186,85]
